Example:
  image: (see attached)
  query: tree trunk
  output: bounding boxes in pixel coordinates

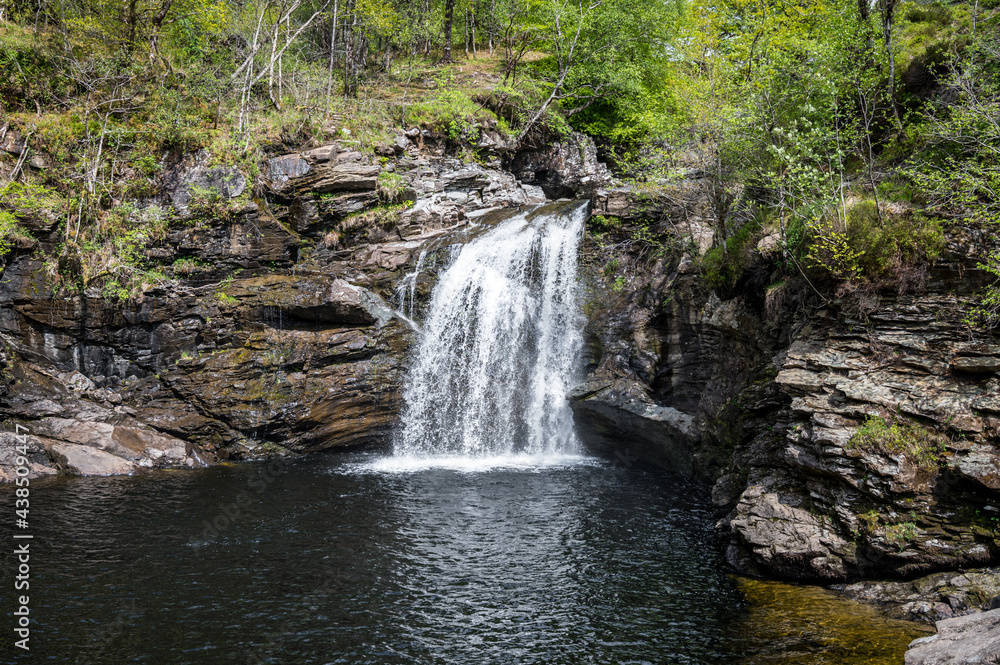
[325,0,339,114]
[879,0,902,128]
[442,0,454,61]
[471,6,476,56]
[344,9,357,97]
[124,0,138,51]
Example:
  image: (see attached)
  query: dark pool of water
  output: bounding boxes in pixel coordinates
[1,453,923,664]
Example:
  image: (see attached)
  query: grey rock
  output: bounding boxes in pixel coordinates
[49,442,137,476]
[229,274,394,327]
[568,379,700,474]
[954,448,1000,490]
[299,163,380,193]
[905,608,1000,664]
[31,417,189,467]
[303,144,337,163]
[0,432,57,481]
[171,166,246,209]
[0,128,25,155]
[952,356,1000,374]
[511,132,611,197]
[267,153,312,189]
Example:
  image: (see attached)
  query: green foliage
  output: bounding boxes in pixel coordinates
[903,18,1000,225]
[588,215,622,232]
[883,521,919,549]
[172,257,210,275]
[187,186,235,223]
[0,211,32,256]
[0,26,70,110]
[702,226,754,291]
[0,182,66,219]
[847,415,947,471]
[377,170,409,202]
[804,202,944,282]
[407,89,490,141]
[967,250,1000,329]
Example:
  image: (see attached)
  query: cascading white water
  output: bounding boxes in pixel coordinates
[395,201,587,459]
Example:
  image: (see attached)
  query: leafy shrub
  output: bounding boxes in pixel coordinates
[967,250,1000,329]
[172,257,209,275]
[883,522,919,549]
[804,200,944,282]
[0,211,32,255]
[407,90,489,141]
[702,225,754,291]
[377,171,410,202]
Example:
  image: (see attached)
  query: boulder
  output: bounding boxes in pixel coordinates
[31,417,190,467]
[303,144,337,163]
[266,153,312,191]
[298,163,380,193]
[0,432,57,481]
[905,609,1000,664]
[49,443,137,476]
[0,128,26,155]
[569,379,700,474]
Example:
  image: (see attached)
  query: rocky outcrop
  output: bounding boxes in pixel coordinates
[905,608,1000,664]
[569,378,700,473]
[512,131,612,198]
[570,170,1000,600]
[0,130,611,479]
[837,568,1000,624]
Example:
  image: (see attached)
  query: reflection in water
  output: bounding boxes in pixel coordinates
[3,454,925,664]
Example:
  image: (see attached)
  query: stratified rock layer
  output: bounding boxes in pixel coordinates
[570,174,1000,594]
[0,132,607,477]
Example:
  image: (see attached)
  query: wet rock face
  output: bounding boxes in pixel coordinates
[512,132,611,199]
[0,256,408,467]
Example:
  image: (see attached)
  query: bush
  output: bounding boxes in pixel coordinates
[406,89,490,141]
[0,211,32,255]
[702,225,754,291]
[804,200,944,282]
[967,250,1000,329]
[847,415,947,471]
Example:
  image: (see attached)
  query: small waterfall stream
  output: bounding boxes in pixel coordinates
[395,201,588,459]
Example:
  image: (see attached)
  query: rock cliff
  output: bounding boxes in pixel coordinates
[570,173,1000,620]
[0,131,595,479]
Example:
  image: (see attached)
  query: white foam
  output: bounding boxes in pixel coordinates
[344,453,603,474]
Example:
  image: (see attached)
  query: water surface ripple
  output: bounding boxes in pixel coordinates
[2,454,922,664]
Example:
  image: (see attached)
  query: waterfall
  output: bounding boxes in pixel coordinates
[395,201,588,459]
